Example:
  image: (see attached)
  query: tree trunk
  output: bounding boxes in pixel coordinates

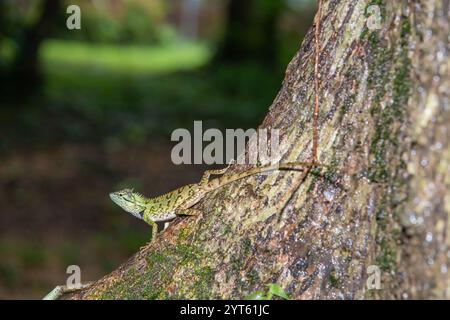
[70,0,450,299]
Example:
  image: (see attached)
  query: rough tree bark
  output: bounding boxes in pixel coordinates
[71,0,449,299]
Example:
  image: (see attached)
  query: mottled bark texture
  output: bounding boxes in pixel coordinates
[71,0,450,299]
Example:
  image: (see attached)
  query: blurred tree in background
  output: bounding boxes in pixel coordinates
[0,0,169,97]
[1,0,63,94]
[216,0,284,67]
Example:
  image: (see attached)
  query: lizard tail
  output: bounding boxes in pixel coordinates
[205,162,317,190]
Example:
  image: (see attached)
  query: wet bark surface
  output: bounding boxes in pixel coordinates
[70,0,450,300]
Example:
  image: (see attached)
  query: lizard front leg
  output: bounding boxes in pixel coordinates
[143,213,159,241]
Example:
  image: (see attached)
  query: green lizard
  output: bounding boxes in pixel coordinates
[109,161,319,241]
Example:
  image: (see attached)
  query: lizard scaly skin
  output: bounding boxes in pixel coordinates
[109,162,319,240]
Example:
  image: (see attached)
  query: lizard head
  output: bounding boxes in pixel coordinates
[109,188,146,219]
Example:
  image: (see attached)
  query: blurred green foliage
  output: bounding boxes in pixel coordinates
[19,244,47,268]
[41,40,209,73]
[60,0,170,45]
[0,39,282,151]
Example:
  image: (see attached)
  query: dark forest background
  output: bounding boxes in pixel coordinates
[0,0,316,298]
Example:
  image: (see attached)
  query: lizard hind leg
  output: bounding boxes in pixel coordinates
[199,159,235,185]
[199,168,230,185]
[178,208,202,216]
